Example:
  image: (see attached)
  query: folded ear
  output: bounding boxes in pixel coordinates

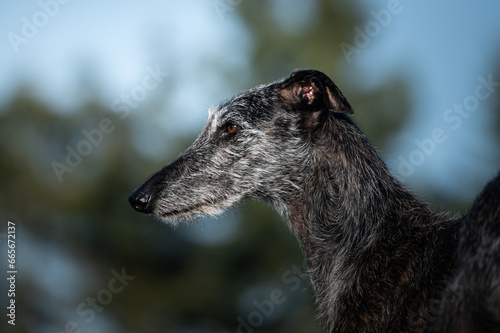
[278,69,354,130]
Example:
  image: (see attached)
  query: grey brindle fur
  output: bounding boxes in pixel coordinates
[129,70,500,332]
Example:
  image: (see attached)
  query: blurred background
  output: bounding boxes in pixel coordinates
[1,0,499,332]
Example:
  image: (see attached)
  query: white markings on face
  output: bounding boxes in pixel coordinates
[207,106,222,135]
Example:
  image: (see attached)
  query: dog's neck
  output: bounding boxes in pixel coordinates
[286,115,432,255]
[283,115,457,331]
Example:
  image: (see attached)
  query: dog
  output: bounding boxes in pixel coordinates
[129,69,500,332]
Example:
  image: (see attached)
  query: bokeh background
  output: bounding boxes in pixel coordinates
[1,1,500,332]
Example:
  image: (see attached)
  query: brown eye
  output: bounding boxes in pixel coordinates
[227,124,238,134]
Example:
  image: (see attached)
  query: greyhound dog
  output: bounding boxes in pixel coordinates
[129,69,500,332]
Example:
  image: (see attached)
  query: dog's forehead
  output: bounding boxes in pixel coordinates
[208,82,280,126]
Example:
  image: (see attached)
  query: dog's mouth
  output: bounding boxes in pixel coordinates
[154,197,229,221]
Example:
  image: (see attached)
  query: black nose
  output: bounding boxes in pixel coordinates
[129,189,152,213]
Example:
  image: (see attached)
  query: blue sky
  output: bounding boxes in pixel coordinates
[1,0,500,202]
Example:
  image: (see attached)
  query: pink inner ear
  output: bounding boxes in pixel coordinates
[301,80,318,104]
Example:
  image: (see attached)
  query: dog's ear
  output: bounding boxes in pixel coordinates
[279,69,354,130]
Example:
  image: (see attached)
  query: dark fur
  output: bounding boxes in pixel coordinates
[129,70,500,332]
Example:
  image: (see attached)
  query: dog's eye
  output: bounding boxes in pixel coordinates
[220,122,240,140]
[227,124,238,134]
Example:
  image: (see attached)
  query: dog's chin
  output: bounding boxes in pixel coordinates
[151,201,230,227]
